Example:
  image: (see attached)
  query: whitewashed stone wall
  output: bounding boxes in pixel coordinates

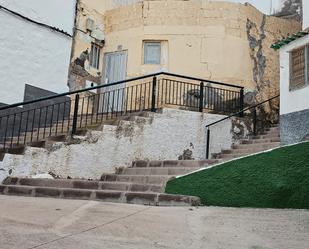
[0,109,249,181]
[0,0,76,104]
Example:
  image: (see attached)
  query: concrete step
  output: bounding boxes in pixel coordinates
[0,185,200,206]
[232,142,280,150]
[0,146,25,155]
[132,160,219,168]
[2,177,163,193]
[250,134,280,140]
[253,131,280,137]
[265,127,280,132]
[1,112,154,152]
[219,153,248,159]
[101,174,173,185]
[240,138,280,144]
[219,144,280,160]
[222,146,275,155]
[20,112,152,134]
[121,167,201,176]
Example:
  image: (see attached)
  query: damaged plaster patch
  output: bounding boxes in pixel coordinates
[246,16,280,124]
[231,118,251,141]
[246,16,267,93]
[46,131,100,153]
[115,117,153,140]
[178,149,194,160]
[178,143,195,160]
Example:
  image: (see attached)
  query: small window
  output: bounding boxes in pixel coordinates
[144,41,161,65]
[290,45,309,90]
[89,43,101,69]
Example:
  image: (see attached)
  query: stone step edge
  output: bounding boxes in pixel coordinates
[0,185,200,207]
[121,167,202,173]
[101,174,175,180]
[3,177,164,192]
[132,160,219,168]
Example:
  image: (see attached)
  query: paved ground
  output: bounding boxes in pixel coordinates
[0,196,308,249]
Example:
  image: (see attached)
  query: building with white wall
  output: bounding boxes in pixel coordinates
[273,0,309,144]
[0,0,76,105]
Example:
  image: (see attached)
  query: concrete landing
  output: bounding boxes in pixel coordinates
[0,195,308,249]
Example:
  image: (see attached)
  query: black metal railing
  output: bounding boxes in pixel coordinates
[205,95,280,159]
[0,72,244,152]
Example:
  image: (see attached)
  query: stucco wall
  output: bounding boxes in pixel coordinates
[0,108,249,181]
[102,0,300,104]
[69,0,300,109]
[0,0,76,104]
[279,35,309,115]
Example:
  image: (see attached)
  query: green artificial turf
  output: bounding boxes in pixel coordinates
[165,142,309,209]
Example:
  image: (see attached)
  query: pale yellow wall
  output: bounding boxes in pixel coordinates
[102,0,300,101]
[71,0,301,104]
[80,0,141,13]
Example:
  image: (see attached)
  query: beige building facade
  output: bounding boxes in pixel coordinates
[69,0,301,105]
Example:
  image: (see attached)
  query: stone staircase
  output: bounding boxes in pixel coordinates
[0,159,220,206]
[213,125,280,161]
[0,110,281,206]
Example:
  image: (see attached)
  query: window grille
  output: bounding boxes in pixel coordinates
[290,45,309,90]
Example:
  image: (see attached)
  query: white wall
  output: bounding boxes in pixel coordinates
[280,35,309,115]
[303,0,309,30]
[0,0,76,104]
[0,0,75,35]
[0,109,249,181]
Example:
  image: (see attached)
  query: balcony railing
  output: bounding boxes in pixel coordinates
[0,72,244,152]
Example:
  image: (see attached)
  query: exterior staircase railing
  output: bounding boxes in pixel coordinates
[205,95,280,159]
[0,72,243,152]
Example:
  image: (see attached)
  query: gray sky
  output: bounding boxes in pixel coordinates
[214,0,281,14]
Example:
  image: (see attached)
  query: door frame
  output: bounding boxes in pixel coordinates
[102,50,128,84]
[101,50,128,113]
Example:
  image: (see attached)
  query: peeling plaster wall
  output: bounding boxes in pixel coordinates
[246,11,300,108]
[69,0,142,91]
[0,108,249,181]
[0,0,76,104]
[71,0,105,78]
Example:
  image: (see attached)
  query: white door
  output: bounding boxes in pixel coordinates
[102,51,128,113]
